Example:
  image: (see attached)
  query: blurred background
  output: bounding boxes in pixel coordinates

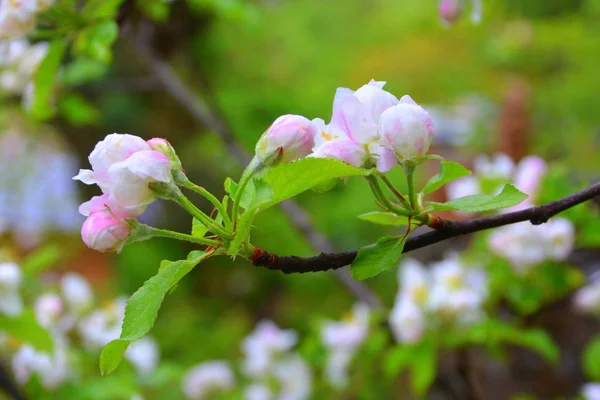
[1,0,600,398]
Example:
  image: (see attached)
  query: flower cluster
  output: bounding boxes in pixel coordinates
[320,303,370,388]
[255,80,434,171]
[488,218,575,274]
[182,320,312,400]
[0,0,54,39]
[389,257,488,343]
[0,39,48,97]
[0,262,160,390]
[74,133,179,251]
[447,153,547,211]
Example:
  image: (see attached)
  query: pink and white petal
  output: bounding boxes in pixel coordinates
[120,150,172,183]
[88,133,151,173]
[375,147,398,173]
[399,95,418,105]
[332,87,355,114]
[331,96,378,144]
[72,169,96,185]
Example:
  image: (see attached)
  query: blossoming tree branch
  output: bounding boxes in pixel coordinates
[72,80,599,374]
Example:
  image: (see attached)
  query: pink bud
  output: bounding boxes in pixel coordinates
[439,0,463,26]
[81,209,132,252]
[147,138,181,166]
[256,115,317,164]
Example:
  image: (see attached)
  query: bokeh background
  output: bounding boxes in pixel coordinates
[1,0,600,398]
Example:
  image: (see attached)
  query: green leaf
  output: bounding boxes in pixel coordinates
[517,329,560,365]
[225,177,256,210]
[384,345,414,378]
[99,339,130,376]
[58,93,100,126]
[191,218,208,238]
[28,39,68,120]
[427,184,527,213]
[61,58,108,86]
[74,21,118,64]
[358,212,413,227]
[82,0,124,20]
[422,161,471,195]
[409,336,438,398]
[581,217,600,247]
[21,244,62,275]
[0,311,53,353]
[119,251,209,342]
[229,208,258,256]
[254,158,369,209]
[350,236,405,280]
[583,335,600,380]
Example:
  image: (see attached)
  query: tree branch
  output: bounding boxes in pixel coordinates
[127,23,383,308]
[250,182,600,273]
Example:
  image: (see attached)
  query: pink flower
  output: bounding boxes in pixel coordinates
[80,201,132,252]
[439,0,463,26]
[513,156,547,199]
[379,95,434,162]
[311,139,367,168]
[255,115,317,164]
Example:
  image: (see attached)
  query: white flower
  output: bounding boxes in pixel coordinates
[0,40,47,94]
[182,361,235,400]
[582,383,600,400]
[272,354,312,400]
[34,293,64,328]
[446,176,480,201]
[389,298,425,344]
[0,2,37,39]
[0,262,23,315]
[398,259,430,306]
[379,95,434,162]
[60,273,93,315]
[125,337,160,377]
[78,297,126,349]
[573,281,600,315]
[474,153,515,181]
[244,383,272,400]
[12,339,70,389]
[324,350,353,389]
[241,320,298,378]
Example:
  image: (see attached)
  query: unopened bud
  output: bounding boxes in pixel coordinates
[255,115,317,167]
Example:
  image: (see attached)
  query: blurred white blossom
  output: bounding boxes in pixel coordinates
[12,338,71,389]
[0,262,23,315]
[60,273,93,315]
[241,320,298,378]
[574,280,600,315]
[0,39,47,95]
[125,337,160,377]
[582,383,600,400]
[77,296,127,349]
[182,361,235,400]
[244,383,272,400]
[272,354,312,400]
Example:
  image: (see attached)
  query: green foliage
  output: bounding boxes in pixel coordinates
[138,0,172,21]
[229,207,258,256]
[422,160,471,195]
[100,251,211,374]
[28,39,68,120]
[61,58,108,86]
[350,236,405,280]
[191,218,209,238]
[358,212,413,227]
[20,244,62,275]
[74,21,119,64]
[252,158,369,209]
[427,184,528,212]
[81,0,125,21]
[58,93,100,126]
[583,335,600,381]
[0,311,54,353]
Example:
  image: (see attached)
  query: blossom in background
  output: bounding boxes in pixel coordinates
[244,383,272,400]
[0,39,48,95]
[255,114,317,165]
[310,79,433,171]
[0,262,23,315]
[272,354,312,400]
[34,293,64,329]
[12,338,71,389]
[182,361,235,400]
[389,257,488,343]
[321,303,370,388]
[438,0,482,26]
[78,296,127,350]
[488,218,574,273]
[125,337,160,377]
[573,279,600,316]
[241,320,298,378]
[60,273,94,316]
[582,383,600,400]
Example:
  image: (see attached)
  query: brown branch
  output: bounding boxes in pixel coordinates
[127,23,383,308]
[250,182,600,273]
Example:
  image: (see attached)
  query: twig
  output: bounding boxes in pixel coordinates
[249,182,600,273]
[128,24,383,308]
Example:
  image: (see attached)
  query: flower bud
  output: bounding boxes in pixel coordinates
[255,115,317,166]
[311,140,367,168]
[81,209,132,252]
[147,137,182,168]
[379,95,434,162]
[439,0,463,26]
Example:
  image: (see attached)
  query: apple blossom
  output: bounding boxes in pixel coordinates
[255,114,317,165]
[389,298,425,344]
[60,273,93,315]
[573,281,600,315]
[310,139,367,168]
[439,0,463,25]
[147,137,182,168]
[78,297,126,349]
[0,2,36,39]
[34,293,64,328]
[125,337,160,376]
[12,340,71,389]
[379,95,435,162]
[182,361,235,400]
[473,153,515,181]
[241,320,298,378]
[80,206,132,252]
[272,354,312,400]
[244,383,272,400]
[582,384,600,400]
[0,262,23,315]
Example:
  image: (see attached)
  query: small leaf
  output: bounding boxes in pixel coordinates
[427,184,527,213]
[82,0,124,20]
[256,158,369,209]
[61,58,108,86]
[0,311,53,353]
[225,178,256,210]
[191,218,208,238]
[583,335,600,380]
[74,21,119,64]
[99,339,130,376]
[119,251,209,342]
[358,212,413,227]
[517,329,560,365]
[422,161,471,195]
[229,208,258,256]
[384,345,414,378]
[351,236,405,280]
[28,39,68,120]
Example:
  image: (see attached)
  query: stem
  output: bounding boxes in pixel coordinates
[176,192,233,239]
[366,176,412,217]
[148,227,221,247]
[377,173,412,209]
[405,164,419,211]
[232,157,262,223]
[184,183,233,230]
